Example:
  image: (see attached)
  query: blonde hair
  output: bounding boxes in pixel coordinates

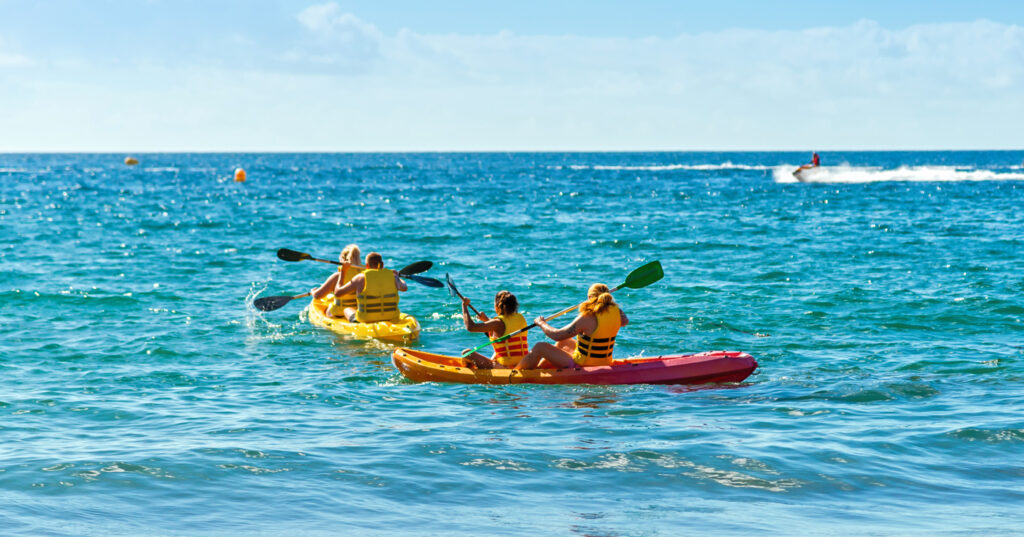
[579,283,615,316]
[340,244,360,264]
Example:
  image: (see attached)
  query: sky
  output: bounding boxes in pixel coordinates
[1,0,1023,151]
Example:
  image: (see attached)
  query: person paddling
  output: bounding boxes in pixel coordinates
[515,283,629,369]
[460,291,529,369]
[325,252,408,322]
[311,244,363,313]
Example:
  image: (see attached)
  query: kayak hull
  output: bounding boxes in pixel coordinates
[308,298,420,343]
[392,348,757,385]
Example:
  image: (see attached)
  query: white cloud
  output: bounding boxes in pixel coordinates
[276,16,1023,109]
[2,12,1023,150]
[292,3,383,72]
[0,52,31,67]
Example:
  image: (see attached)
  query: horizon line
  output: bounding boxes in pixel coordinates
[3,148,1023,155]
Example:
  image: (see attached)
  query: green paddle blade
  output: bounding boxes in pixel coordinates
[620,260,664,289]
[254,295,295,311]
[277,248,311,262]
[398,260,432,276]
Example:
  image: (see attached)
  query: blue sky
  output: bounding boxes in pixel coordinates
[1,1,1022,151]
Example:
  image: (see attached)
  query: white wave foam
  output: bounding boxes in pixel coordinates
[774,165,1024,184]
[553,162,767,172]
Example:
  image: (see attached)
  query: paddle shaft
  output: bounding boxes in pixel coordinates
[461,295,484,317]
[446,277,483,317]
[309,257,429,281]
[310,257,364,269]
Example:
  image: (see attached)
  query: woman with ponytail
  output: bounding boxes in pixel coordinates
[515,283,629,370]
[460,290,529,369]
[310,244,364,317]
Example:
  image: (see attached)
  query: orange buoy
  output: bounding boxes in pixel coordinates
[234,168,246,182]
[124,157,139,166]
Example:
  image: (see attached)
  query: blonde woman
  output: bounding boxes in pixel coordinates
[460,291,528,369]
[310,244,363,318]
[329,252,408,322]
[515,284,629,369]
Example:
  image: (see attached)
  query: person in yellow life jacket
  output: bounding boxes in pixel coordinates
[311,244,363,314]
[515,283,629,370]
[460,291,529,369]
[325,252,408,322]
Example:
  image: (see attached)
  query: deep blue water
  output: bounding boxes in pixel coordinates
[2,151,1023,536]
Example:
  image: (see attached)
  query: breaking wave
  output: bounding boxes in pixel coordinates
[774,165,1024,184]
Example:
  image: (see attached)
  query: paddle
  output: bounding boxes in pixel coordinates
[446,273,483,317]
[278,248,329,264]
[254,260,441,312]
[277,248,433,276]
[405,274,444,288]
[253,291,312,312]
[460,261,664,358]
[276,248,439,285]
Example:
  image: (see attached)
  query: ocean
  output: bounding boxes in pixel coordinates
[2,151,1022,536]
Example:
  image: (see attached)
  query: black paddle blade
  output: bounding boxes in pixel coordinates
[277,248,311,262]
[253,295,294,311]
[445,273,461,298]
[398,260,433,276]
[406,274,444,288]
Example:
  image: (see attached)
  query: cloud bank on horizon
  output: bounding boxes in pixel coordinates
[1,2,1022,151]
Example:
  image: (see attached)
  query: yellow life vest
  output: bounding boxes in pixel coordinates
[492,313,528,367]
[356,268,400,322]
[332,264,362,309]
[573,304,621,366]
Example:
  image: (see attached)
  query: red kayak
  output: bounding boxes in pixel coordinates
[392,348,758,385]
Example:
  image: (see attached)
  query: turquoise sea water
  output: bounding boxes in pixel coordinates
[2,152,1023,536]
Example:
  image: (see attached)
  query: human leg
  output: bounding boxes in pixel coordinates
[325,300,341,318]
[460,350,495,369]
[516,342,576,369]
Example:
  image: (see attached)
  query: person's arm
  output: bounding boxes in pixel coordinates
[462,298,503,334]
[393,271,409,292]
[534,314,591,342]
[619,310,629,327]
[334,274,363,297]
[311,273,340,299]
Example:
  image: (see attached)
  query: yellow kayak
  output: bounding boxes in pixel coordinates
[307,298,420,343]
